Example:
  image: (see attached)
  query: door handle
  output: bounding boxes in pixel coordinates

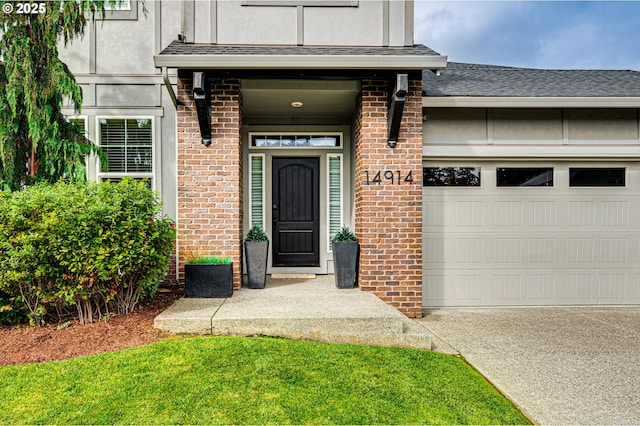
[272,204,278,224]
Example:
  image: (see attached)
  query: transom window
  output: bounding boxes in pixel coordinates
[497,168,553,187]
[251,134,341,148]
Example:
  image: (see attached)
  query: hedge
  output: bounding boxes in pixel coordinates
[0,179,176,325]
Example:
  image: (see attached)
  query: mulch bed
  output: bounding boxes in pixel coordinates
[0,291,182,366]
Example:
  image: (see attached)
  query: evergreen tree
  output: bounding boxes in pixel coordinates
[0,1,130,190]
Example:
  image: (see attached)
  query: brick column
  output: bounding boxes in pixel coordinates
[354,79,423,318]
[176,77,243,291]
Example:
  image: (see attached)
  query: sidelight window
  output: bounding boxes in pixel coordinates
[328,154,343,246]
[249,154,266,229]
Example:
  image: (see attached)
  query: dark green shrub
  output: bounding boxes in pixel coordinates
[0,179,175,325]
[331,226,357,242]
[0,290,27,325]
[245,225,269,242]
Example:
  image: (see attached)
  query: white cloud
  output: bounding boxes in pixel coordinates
[414,1,640,70]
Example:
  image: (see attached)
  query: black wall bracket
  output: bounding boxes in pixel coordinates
[193,71,212,146]
[387,73,408,148]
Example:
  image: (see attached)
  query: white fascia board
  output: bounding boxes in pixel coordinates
[422,96,640,108]
[62,107,165,117]
[74,74,168,84]
[423,145,640,160]
[154,54,447,70]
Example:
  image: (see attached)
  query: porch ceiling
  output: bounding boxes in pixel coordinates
[241,79,361,119]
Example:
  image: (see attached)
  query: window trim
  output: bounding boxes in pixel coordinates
[96,116,155,189]
[101,0,138,21]
[68,116,88,138]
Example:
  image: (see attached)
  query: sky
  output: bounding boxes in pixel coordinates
[413,1,640,70]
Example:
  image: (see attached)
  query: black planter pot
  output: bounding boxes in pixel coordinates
[184,263,233,298]
[332,241,359,289]
[244,241,269,289]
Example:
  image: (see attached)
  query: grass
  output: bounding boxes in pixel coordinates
[186,255,232,264]
[0,336,530,425]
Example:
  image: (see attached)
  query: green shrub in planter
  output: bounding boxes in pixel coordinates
[331,226,359,289]
[185,255,233,298]
[244,225,269,289]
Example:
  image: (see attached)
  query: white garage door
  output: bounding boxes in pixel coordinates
[423,161,640,307]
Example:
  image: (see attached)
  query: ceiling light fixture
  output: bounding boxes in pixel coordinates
[290,101,304,108]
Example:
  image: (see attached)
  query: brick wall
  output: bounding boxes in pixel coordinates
[354,79,423,318]
[176,77,243,290]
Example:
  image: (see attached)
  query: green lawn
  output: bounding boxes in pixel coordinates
[0,336,530,425]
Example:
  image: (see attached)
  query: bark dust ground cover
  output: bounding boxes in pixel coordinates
[0,290,181,366]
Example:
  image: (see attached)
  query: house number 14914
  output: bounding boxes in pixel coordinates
[364,170,414,185]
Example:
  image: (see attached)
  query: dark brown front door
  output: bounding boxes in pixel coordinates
[272,157,320,267]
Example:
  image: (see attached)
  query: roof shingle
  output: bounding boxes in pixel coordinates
[159,40,442,57]
[423,62,640,97]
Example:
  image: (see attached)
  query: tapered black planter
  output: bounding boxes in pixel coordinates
[184,263,233,298]
[332,241,359,289]
[244,241,269,289]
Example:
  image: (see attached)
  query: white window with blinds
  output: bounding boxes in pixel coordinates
[97,117,154,186]
[69,117,87,137]
[327,154,343,250]
[249,154,266,229]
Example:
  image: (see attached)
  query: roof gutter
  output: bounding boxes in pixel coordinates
[423,96,640,108]
[154,54,447,71]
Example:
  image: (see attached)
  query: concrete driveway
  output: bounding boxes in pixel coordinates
[419,307,640,425]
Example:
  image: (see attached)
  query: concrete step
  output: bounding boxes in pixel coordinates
[154,276,433,350]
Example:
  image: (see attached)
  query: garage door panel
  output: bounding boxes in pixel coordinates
[600,201,629,226]
[454,238,483,264]
[597,274,628,302]
[567,201,596,226]
[527,238,556,264]
[527,201,557,226]
[455,201,484,226]
[495,201,523,226]
[423,161,640,307]
[493,238,522,264]
[427,269,640,307]
[525,274,555,302]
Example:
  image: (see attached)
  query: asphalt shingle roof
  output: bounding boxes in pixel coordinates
[423,62,640,97]
[159,40,442,57]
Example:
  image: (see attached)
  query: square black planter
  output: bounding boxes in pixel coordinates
[332,241,359,289]
[184,263,233,298]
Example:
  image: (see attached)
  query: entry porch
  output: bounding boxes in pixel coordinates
[154,275,433,350]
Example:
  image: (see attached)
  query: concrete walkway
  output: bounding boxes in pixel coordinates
[419,307,640,425]
[155,275,433,350]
